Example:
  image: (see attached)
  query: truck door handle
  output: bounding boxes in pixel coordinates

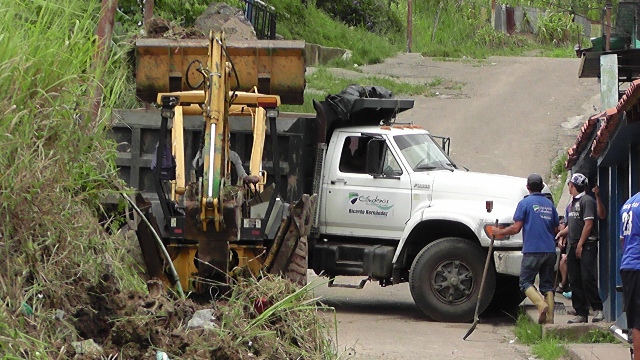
[331,178,347,185]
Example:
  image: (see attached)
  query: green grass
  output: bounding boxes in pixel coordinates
[270,0,402,65]
[530,337,568,359]
[515,312,544,345]
[514,312,618,360]
[551,152,569,206]
[515,313,566,359]
[578,329,617,343]
[0,0,147,357]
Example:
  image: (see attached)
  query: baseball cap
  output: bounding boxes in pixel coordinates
[526,173,543,187]
[569,173,588,187]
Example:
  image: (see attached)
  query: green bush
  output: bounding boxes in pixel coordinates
[476,25,530,50]
[537,12,584,46]
[315,0,404,36]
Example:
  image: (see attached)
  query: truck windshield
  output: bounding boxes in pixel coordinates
[394,134,457,171]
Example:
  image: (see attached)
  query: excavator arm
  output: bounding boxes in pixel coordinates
[156,33,280,232]
[136,30,308,294]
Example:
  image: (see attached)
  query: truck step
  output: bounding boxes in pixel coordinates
[328,277,369,289]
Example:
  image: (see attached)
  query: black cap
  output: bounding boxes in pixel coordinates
[527,173,543,187]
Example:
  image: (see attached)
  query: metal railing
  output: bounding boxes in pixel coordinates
[243,0,277,40]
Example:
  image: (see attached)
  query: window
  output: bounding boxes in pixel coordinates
[394,133,456,171]
[339,136,369,174]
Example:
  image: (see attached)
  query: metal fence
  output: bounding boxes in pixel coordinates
[243,0,277,40]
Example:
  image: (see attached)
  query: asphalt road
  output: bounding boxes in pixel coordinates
[313,54,602,359]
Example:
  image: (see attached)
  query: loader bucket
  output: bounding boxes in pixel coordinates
[135,38,306,105]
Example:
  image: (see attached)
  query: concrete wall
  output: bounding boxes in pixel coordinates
[305,43,352,67]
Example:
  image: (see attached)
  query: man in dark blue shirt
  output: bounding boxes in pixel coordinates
[556,173,604,324]
[619,192,640,358]
[493,173,559,324]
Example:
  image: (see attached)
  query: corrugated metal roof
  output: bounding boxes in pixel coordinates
[566,79,640,168]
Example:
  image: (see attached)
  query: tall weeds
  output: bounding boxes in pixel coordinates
[1,1,338,358]
[0,1,142,357]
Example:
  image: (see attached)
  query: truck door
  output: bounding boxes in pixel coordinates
[322,132,412,238]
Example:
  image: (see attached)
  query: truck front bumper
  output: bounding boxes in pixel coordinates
[493,249,561,276]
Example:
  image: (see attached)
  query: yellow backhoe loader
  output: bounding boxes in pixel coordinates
[130,31,313,296]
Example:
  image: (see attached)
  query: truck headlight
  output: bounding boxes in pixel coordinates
[483,222,513,240]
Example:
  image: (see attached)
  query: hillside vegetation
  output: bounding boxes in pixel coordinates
[0,1,336,359]
[117,0,615,63]
[1,0,613,358]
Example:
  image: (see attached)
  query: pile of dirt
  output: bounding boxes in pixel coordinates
[145,3,257,41]
[194,3,258,41]
[64,273,335,359]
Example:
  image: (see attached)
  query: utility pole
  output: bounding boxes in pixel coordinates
[491,0,496,28]
[605,0,612,51]
[92,0,117,128]
[407,0,413,52]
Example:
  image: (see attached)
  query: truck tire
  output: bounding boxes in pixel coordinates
[409,237,496,323]
[267,195,315,286]
[283,236,308,286]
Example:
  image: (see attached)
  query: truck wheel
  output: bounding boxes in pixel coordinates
[283,236,308,286]
[409,237,495,323]
[267,195,315,286]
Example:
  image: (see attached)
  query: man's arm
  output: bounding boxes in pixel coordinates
[556,225,569,238]
[575,218,593,258]
[492,221,523,237]
[577,219,593,247]
[593,185,607,219]
[229,150,247,179]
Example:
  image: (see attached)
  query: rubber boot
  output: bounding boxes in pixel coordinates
[525,286,548,324]
[544,292,554,324]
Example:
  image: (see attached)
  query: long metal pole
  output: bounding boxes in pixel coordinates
[407,0,413,52]
[605,0,612,51]
[121,193,185,299]
[464,200,495,340]
[143,0,154,27]
[91,0,117,128]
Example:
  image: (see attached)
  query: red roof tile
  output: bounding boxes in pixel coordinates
[591,109,620,157]
[565,112,603,169]
[567,79,640,167]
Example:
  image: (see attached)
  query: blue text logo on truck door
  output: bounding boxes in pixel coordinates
[348,192,394,217]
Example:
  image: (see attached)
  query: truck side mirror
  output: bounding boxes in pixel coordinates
[366,138,385,174]
[431,135,451,156]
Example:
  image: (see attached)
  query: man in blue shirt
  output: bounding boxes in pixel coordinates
[493,173,559,324]
[620,192,640,359]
